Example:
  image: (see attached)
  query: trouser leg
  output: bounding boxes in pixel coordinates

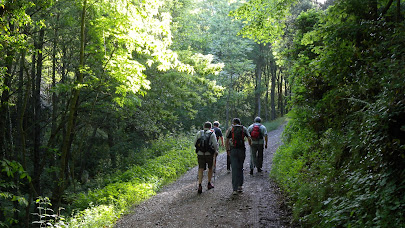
[227,154,231,170]
[231,148,245,191]
[250,144,258,170]
[257,145,264,169]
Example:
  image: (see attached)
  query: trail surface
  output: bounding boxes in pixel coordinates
[115,124,292,228]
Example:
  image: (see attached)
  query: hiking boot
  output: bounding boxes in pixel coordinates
[250,169,253,175]
[257,168,262,172]
[207,182,214,190]
[198,185,202,194]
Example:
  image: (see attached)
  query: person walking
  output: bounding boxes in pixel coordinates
[225,118,251,195]
[248,117,268,175]
[212,121,226,171]
[213,121,224,147]
[194,121,219,194]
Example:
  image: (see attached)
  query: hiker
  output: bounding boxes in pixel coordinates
[247,117,268,175]
[225,118,251,195]
[213,121,224,147]
[213,121,227,171]
[194,121,219,194]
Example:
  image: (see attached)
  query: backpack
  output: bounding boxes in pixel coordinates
[250,124,261,140]
[195,130,215,154]
[231,126,245,148]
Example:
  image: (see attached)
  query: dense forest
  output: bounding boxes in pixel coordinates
[1,0,404,227]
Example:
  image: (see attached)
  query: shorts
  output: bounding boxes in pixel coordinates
[198,154,214,170]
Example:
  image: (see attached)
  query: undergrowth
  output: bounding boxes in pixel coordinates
[263,116,287,132]
[64,133,197,227]
[271,112,404,227]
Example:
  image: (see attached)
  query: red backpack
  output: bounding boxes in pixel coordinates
[250,124,261,140]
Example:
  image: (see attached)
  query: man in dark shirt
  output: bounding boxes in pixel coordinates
[213,121,227,170]
[225,118,252,195]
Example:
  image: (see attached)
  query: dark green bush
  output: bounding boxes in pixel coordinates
[271,1,405,227]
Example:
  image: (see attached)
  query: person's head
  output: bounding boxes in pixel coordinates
[213,121,220,127]
[204,121,212,129]
[254,116,262,123]
[232,118,241,125]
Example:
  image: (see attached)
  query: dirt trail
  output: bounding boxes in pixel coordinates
[115,124,292,228]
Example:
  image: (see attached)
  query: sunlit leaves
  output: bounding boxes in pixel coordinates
[230,0,298,44]
[88,0,191,107]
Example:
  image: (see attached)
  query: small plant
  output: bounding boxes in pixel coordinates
[32,196,67,227]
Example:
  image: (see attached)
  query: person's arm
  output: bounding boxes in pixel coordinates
[211,132,219,153]
[225,129,231,155]
[247,125,252,134]
[225,137,230,156]
[247,137,252,146]
[262,126,268,148]
[245,127,252,146]
[220,136,224,147]
[194,131,199,147]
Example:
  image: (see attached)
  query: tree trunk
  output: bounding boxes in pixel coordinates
[225,73,233,129]
[52,14,59,140]
[108,130,116,169]
[270,60,276,120]
[33,28,45,195]
[17,50,25,163]
[397,0,401,22]
[254,44,264,117]
[284,74,288,114]
[264,61,270,121]
[279,72,284,116]
[0,24,15,158]
[52,0,87,208]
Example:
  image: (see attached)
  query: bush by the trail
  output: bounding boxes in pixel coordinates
[270,1,404,227]
[67,134,197,227]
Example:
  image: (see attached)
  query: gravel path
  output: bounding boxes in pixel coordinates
[115,124,292,228]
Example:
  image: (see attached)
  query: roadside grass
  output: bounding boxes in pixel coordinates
[262,116,287,132]
[62,134,197,227]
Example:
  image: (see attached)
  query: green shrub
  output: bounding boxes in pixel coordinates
[271,115,405,227]
[66,133,197,227]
